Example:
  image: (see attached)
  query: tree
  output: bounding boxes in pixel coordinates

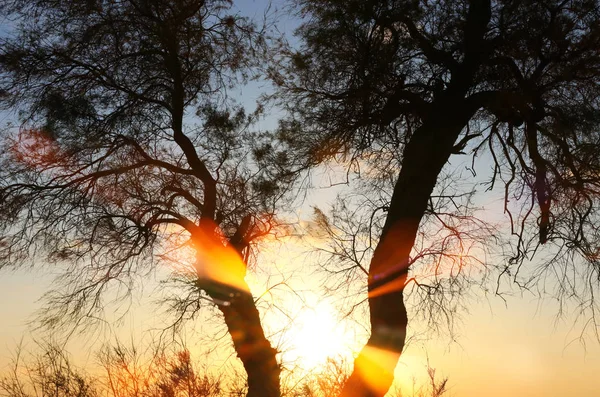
[0,1,292,396]
[273,0,600,395]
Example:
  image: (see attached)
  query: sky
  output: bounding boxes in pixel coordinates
[3,219,600,397]
[2,1,600,396]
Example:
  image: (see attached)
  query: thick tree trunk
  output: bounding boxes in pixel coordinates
[212,288,281,397]
[339,98,474,397]
[193,224,280,397]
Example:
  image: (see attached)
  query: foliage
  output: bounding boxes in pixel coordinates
[0,342,448,397]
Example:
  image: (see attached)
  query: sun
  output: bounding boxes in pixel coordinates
[281,300,355,371]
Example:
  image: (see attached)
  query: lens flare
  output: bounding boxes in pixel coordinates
[281,300,354,371]
[192,220,249,297]
[352,345,400,396]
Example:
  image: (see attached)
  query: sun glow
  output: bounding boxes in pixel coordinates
[281,300,355,371]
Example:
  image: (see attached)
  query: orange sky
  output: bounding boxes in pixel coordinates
[2,241,600,397]
[1,163,599,397]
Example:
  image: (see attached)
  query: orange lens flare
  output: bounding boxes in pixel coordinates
[192,221,248,295]
[368,275,405,299]
[352,345,400,396]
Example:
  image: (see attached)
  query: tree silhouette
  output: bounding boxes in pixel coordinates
[274,0,600,395]
[0,1,292,396]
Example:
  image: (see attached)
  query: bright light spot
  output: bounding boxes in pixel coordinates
[193,220,248,293]
[352,345,401,396]
[282,301,354,371]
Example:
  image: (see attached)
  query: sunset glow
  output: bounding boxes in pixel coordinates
[281,301,355,371]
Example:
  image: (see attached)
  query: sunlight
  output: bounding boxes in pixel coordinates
[192,220,248,295]
[281,300,354,371]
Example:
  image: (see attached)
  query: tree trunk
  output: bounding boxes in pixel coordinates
[212,288,281,397]
[193,224,280,397]
[339,97,473,397]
